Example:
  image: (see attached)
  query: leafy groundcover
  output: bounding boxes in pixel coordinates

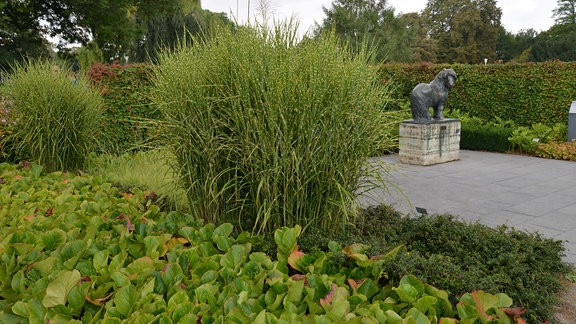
[0,162,525,323]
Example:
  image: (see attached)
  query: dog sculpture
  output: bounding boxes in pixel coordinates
[410,68,457,123]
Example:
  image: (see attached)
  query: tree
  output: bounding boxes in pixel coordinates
[496,28,537,63]
[316,0,417,62]
[421,0,502,64]
[553,0,576,25]
[530,24,576,61]
[0,1,51,71]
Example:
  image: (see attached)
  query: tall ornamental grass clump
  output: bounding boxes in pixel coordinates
[152,23,391,234]
[2,60,105,172]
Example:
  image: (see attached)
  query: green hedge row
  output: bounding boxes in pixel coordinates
[86,63,160,153]
[460,123,513,152]
[380,62,576,127]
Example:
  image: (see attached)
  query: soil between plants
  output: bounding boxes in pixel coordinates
[553,278,576,323]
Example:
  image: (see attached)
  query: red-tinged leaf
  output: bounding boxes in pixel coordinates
[81,276,91,282]
[0,177,4,184]
[62,179,70,184]
[85,292,114,306]
[320,283,338,307]
[115,213,134,232]
[24,214,35,221]
[342,243,369,255]
[18,160,30,169]
[291,274,308,285]
[503,307,526,317]
[12,175,23,181]
[45,207,53,217]
[121,192,133,200]
[472,291,494,321]
[347,278,366,290]
[287,246,305,272]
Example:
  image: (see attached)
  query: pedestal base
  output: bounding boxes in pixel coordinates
[399,119,461,166]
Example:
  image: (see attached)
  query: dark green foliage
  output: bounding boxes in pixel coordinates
[86,63,161,153]
[380,62,576,127]
[460,123,513,152]
[294,205,570,323]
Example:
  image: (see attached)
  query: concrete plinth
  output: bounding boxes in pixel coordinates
[399,119,461,165]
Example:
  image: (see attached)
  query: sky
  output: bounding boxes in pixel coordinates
[202,0,557,36]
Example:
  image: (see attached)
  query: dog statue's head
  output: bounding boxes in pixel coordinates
[438,68,457,90]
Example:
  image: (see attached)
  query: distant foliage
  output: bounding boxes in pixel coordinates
[86,63,160,153]
[380,62,576,126]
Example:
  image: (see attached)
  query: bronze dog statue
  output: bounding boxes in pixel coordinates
[410,68,457,123]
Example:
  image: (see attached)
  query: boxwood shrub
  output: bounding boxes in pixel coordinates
[460,123,513,152]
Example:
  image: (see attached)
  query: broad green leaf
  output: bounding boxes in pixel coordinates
[213,223,234,238]
[31,256,57,276]
[274,225,301,259]
[221,244,249,271]
[213,235,232,252]
[284,277,305,304]
[12,298,46,323]
[111,272,130,287]
[125,256,155,280]
[400,275,425,295]
[414,296,438,315]
[393,284,419,303]
[93,249,110,273]
[41,229,67,251]
[356,279,380,300]
[42,269,81,308]
[406,307,432,324]
[115,284,138,316]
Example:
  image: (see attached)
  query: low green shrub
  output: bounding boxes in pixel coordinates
[508,123,566,153]
[460,123,513,152]
[152,23,393,235]
[2,60,105,172]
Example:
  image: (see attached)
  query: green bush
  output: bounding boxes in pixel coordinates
[86,63,160,153]
[508,122,566,153]
[460,123,513,152]
[152,23,393,235]
[2,60,105,172]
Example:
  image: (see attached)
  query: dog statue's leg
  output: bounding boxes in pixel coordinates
[433,104,444,120]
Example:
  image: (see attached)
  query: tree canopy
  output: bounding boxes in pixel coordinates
[0,0,230,69]
[421,0,502,64]
[315,0,420,62]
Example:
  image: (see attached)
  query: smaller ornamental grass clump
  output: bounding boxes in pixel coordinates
[2,60,105,172]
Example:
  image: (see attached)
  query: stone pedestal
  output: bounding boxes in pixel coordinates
[399,119,461,166]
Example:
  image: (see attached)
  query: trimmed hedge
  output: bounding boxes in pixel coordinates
[460,123,513,152]
[86,63,160,153]
[380,62,576,127]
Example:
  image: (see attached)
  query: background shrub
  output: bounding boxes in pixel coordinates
[460,123,513,152]
[381,62,576,127]
[86,63,160,153]
[2,60,105,172]
[152,23,393,235]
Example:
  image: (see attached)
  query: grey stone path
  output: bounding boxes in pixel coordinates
[359,150,576,264]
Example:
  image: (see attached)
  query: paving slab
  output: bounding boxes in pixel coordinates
[359,150,576,264]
